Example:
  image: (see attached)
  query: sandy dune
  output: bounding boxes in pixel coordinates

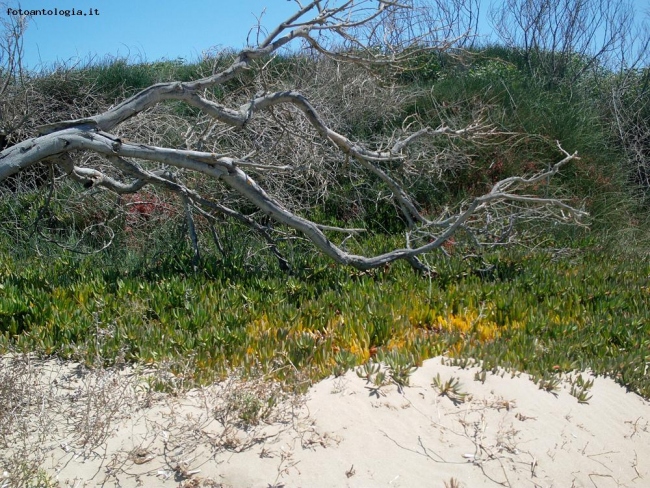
[3,356,649,487]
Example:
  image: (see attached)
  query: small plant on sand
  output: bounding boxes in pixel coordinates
[474,370,487,383]
[450,357,476,369]
[356,353,418,392]
[356,360,381,382]
[2,468,58,488]
[358,361,390,389]
[383,351,418,389]
[533,372,562,396]
[370,370,390,390]
[235,392,269,427]
[444,477,463,488]
[569,374,594,404]
[432,373,468,405]
[355,360,392,397]
[333,350,358,377]
[215,377,283,429]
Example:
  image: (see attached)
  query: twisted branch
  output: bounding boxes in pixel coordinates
[0,1,586,272]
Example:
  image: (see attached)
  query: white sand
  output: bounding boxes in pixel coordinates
[3,356,649,487]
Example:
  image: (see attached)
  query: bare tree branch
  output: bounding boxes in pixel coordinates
[0,1,587,272]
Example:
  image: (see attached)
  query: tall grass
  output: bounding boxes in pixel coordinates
[402,47,641,238]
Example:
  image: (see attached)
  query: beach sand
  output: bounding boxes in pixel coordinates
[3,355,649,487]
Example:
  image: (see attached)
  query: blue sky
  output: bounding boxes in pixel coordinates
[13,1,300,69]
[5,0,649,70]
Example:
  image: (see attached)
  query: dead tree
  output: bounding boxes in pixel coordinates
[0,0,586,272]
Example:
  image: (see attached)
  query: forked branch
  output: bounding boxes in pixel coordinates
[0,0,586,272]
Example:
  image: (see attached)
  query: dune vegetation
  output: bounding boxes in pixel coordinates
[1,1,649,397]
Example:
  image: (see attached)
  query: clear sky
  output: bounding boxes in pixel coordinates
[12,1,300,70]
[5,0,649,71]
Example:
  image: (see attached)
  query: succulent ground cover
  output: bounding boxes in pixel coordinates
[2,242,648,398]
[1,1,649,484]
